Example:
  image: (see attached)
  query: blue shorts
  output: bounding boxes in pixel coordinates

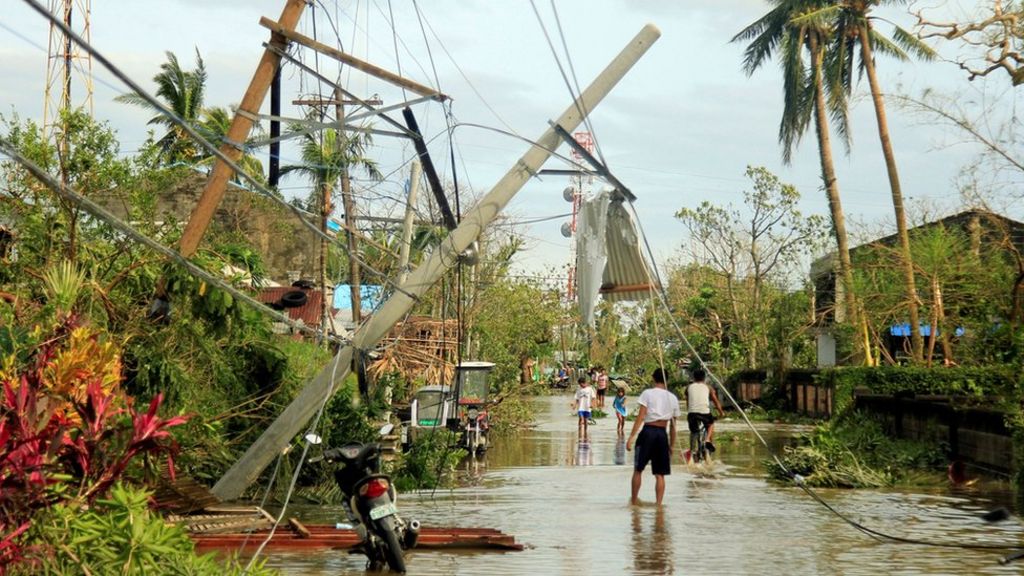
[578,410,592,419]
[634,426,670,475]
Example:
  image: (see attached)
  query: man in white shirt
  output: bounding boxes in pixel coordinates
[625,368,680,505]
[685,367,725,460]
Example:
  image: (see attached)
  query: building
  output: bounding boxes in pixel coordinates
[810,209,1024,365]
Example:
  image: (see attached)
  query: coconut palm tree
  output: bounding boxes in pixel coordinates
[795,0,936,363]
[733,0,865,361]
[197,105,267,186]
[116,50,206,164]
[281,125,382,344]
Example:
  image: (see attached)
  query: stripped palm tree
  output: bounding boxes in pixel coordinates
[281,125,382,344]
[795,0,937,363]
[734,0,868,362]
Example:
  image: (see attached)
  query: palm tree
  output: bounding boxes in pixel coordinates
[733,0,865,361]
[281,125,382,344]
[116,50,207,164]
[197,105,267,185]
[796,0,936,363]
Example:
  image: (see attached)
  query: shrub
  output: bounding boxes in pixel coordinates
[16,483,276,575]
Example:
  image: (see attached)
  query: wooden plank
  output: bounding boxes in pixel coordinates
[191,525,524,552]
[259,17,447,101]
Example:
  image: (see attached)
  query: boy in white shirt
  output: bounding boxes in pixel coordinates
[572,377,596,441]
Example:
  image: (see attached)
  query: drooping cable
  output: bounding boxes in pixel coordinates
[0,138,344,343]
[622,198,1024,554]
[18,0,418,302]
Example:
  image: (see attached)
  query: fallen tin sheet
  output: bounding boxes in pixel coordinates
[192,525,524,552]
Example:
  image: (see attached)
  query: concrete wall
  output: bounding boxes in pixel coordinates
[855,394,1013,474]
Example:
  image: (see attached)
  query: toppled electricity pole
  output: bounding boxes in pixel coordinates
[213,23,661,500]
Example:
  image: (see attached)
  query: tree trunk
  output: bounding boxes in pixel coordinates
[809,34,866,364]
[858,26,924,363]
[336,94,362,329]
[319,180,332,349]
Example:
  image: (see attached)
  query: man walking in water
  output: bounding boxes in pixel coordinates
[626,367,680,505]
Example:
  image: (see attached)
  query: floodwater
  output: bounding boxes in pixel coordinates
[256,395,1024,575]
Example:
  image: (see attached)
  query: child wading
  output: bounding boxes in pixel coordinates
[613,387,627,435]
[572,377,596,441]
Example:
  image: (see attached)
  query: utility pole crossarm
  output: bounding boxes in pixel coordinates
[259,17,448,101]
[212,23,661,501]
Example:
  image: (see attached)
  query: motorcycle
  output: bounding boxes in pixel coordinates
[461,405,489,455]
[308,425,419,572]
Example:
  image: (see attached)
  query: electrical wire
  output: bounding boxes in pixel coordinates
[18,0,418,302]
[622,198,1024,555]
[0,137,345,343]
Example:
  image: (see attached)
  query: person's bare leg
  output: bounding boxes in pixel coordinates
[707,422,715,443]
[631,471,642,505]
[583,419,589,441]
[654,474,666,505]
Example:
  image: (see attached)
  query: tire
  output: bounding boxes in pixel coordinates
[379,520,406,573]
[280,290,308,308]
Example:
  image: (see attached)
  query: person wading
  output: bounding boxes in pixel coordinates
[626,367,680,505]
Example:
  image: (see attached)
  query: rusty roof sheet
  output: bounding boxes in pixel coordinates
[256,287,337,328]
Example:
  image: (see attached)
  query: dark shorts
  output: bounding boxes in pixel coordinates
[634,426,670,475]
[596,388,607,397]
[687,412,715,434]
[578,410,592,419]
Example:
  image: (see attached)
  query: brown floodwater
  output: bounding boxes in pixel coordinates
[252,395,1024,575]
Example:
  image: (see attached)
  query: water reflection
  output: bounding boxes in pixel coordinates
[631,506,673,575]
[573,440,593,466]
[263,396,1023,575]
[613,436,626,466]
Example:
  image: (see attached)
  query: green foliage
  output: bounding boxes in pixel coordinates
[670,167,826,372]
[471,279,562,389]
[17,483,276,576]
[392,430,466,492]
[816,365,1015,415]
[764,411,946,488]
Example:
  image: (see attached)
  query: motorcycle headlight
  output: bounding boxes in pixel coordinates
[468,408,479,420]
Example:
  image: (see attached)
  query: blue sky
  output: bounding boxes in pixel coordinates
[2,0,1020,286]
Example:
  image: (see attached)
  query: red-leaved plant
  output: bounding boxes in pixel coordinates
[0,318,188,572]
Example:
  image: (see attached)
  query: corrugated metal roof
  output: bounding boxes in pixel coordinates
[256,287,337,328]
[599,199,653,302]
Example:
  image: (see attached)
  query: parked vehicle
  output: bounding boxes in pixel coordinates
[309,426,419,572]
[455,362,494,455]
[403,384,454,449]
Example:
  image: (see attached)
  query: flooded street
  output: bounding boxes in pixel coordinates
[262,395,1023,575]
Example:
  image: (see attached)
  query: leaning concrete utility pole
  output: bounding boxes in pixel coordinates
[213,23,661,501]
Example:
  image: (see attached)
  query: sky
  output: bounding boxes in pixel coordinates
[2,0,1020,290]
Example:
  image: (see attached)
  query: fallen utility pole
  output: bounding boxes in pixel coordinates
[212,23,661,500]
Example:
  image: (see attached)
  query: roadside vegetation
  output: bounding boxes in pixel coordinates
[5,1,1024,570]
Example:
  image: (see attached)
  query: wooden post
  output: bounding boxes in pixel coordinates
[336,90,362,326]
[212,24,661,500]
[177,0,306,258]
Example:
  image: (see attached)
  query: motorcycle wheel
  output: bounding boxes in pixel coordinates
[380,521,406,573]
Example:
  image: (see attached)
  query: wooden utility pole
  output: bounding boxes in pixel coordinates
[335,89,362,327]
[212,23,661,501]
[176,0,306,259]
